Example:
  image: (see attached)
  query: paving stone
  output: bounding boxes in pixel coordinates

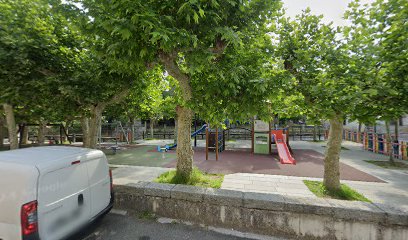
[250,175,289,181]
[251,181,279,187]
[222,179,253,185]
[244,184,277,192]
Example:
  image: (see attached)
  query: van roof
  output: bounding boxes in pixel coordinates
[0,146,103,170]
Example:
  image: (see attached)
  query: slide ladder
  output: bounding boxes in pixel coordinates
[271,130,296,165]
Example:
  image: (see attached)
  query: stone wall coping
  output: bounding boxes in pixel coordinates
[114,182,408,226]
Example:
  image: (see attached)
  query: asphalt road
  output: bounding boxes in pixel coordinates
[72,212,253,240]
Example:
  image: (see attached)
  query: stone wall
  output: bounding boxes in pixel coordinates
[114,182,408,240]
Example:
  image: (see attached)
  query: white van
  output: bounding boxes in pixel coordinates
[0,146,113,240]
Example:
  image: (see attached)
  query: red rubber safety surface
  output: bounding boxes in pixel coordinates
[164,148,384,183]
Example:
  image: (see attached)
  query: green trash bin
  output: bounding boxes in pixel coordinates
[254,133,269,154]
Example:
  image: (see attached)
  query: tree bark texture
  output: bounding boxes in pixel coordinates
[323,115,343,191]
[313,125,317,142]
[81,117,90,148]
[175,106,194,180]
[37,121,46,145]
[21,125,29,145]
[150,119,154,138]
[0,115,5,148]
[394,119,399,141]
[81,89,130,148]
[385,120,395,164]
[160,52,194,179]
[87,105,103,149]
[3,104,18,150]
[174,117,178,144]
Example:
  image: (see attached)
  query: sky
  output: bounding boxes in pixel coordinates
[282,0,376,26]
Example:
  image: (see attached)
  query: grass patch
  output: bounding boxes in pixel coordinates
[144,138,158,140]
[303,180,371,202]
[365,160,408,170]
[227,139,237,142]
[155,167,224,188]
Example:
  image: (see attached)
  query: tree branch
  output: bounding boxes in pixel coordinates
[159,51,192,101]
[98,88,131,110]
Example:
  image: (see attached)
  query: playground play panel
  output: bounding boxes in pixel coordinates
[106,144,383,182]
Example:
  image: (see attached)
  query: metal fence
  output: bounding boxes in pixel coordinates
[343,129,408,160]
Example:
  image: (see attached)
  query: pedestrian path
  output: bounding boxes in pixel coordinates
[111,165,172,185]
[112,139,408,210]
[222,141,408,209]
[221,173,317,198]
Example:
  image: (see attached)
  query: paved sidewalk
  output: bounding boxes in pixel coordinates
[222,140,408,209]
[113,139,408,209]
[111,165,172,185]
[221,173,317,198]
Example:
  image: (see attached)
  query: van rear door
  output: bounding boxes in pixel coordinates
[0,163,38,240]
[37,160,91,240]
[86,155,111,218]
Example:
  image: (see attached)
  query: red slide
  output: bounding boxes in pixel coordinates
[271,130,296,165]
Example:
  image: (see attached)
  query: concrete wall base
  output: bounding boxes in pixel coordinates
[114,182,408,240]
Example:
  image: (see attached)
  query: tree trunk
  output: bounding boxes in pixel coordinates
[175,105,194,180]
[323,115,343,192]
[144,121,147,139]
[174,117,178,144]
[21,125,29,145]
[83,88,129,148]
[150,119,154,138]
[0,115,5,148]
[81,117,90,148]
[394,119,399,142]
[385,120,395,164]
[37,121,46,145]
[87,105,103,149]
[357,122,362,142]
[3,103,18,150]
[130,118,135,143]
[160,52,195,180]
[313,125,318,142]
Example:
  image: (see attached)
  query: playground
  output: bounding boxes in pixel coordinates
[106,139,383,182]
[109,139,408,208]
[102,120,388,184]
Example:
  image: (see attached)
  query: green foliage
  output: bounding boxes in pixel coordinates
[72,0,281,121]
[303,180,371,202]
[273,9,363,122]
[105,67,177,121]
[155,167,224,189]
[345,0,408,123]
[0,0,81,122]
